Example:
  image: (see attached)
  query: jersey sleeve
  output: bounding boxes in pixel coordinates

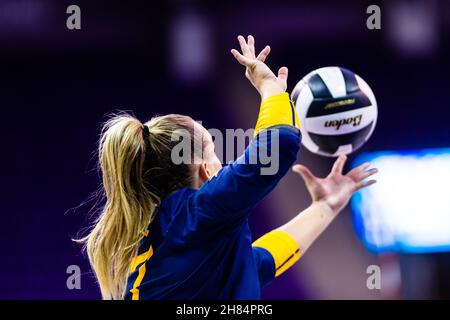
[190,93,301,230]
[252,246,276,286]
[253,230,301,278]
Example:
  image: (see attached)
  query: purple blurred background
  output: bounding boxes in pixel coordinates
[1,0,450,299]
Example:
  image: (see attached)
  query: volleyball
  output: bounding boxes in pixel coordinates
[292,67,378,157]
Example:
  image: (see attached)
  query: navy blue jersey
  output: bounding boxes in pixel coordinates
[125,93,301,300]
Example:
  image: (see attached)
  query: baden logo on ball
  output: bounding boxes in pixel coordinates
[324,114,363,130]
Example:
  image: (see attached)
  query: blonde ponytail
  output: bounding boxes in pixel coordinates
[78,113,200,299]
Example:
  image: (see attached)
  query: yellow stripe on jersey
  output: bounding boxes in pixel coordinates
[129,245,153,300]
[130,263,146,300]
[292,99,300,128]
[254,92,300,136]
[252,230,301,277]
[129,245,153,273]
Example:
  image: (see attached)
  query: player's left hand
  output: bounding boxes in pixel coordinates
[292,155,377,216]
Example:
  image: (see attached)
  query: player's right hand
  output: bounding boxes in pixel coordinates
[231,35,288,99]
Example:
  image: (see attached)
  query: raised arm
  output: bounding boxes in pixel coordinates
[190,35,301,228]
[253,155,378,282]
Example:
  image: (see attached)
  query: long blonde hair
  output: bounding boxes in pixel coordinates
[77,112,200,299]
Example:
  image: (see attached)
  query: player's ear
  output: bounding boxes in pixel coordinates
[198,161,211,183]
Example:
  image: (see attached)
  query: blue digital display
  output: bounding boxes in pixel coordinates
[351,148,450,253]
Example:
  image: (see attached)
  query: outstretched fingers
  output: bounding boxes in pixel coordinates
[331,154,347,174]
[348,162,378,192]
[231,49,254,67]
[292,164,316,185]
[277,66,288,82]
[347,162,371,180]
[247,35,256,58]
[358,168,378,180]
[237,35,251,57]
[353,179,377,192]
[257,45,270,62]
[232,35,259,68]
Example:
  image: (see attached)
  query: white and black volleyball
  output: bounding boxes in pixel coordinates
[292,66,378,157]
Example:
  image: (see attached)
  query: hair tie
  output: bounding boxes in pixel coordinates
[142,124,150,139]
